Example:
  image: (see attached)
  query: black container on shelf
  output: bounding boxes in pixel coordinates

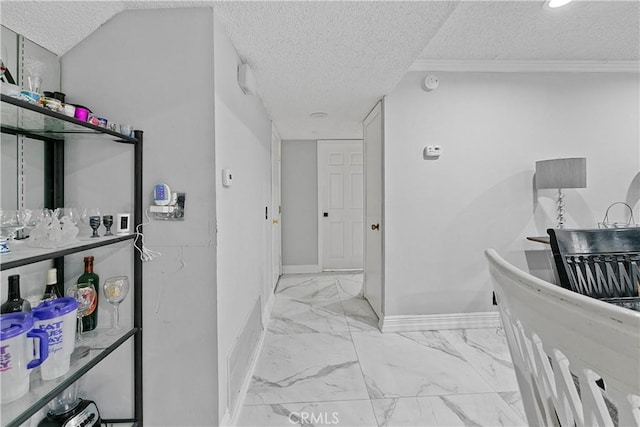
[1,275,31,313]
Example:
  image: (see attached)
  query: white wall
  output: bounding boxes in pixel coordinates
[34,8,274,425]
[213,13,273,423]
[384,71,639,317]
[281,140,319,269]
[61,8,218,425]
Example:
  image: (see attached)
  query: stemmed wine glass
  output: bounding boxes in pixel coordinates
[25,208,52,227]
[103,276,130,334]
[102,215,114,236]
[89,216,101,238]
[81,208,101,238]
[54,207,80,225]
[0,209,27,241]
[67,282,96,357]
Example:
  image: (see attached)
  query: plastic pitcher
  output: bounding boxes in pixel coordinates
[33,297,78,380]
[0,312,49,403]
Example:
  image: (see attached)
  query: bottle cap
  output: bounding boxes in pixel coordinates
[47,268,57,285]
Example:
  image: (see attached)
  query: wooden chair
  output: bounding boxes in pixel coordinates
[547,228,640,310]
[486,249,640,427]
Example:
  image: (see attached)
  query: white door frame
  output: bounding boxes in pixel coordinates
[363,100,384,320]
[317,139,364,271]
[271,125,282,289]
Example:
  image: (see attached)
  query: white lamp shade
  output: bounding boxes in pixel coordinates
[535,158,587,189]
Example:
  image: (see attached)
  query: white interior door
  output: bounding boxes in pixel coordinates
[318,140,364,271]
[271,126,282,289]
[364,101,383,319]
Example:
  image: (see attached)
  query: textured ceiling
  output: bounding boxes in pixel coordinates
[419,1,640,61]
[1,1,126,56]
[0,1,212,55]
[212,1,458,139]
[1,1,639,140]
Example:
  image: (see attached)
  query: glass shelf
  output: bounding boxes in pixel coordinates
[1,327,138,427]
[1,234,136,271]
[1,94,138,144]
[2,87,142,424]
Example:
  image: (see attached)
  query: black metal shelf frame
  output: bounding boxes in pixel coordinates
[5,328,138,427]
[0,95,143,425]
[0,235,136,271]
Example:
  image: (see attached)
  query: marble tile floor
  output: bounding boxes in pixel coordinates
[235,272,527,427]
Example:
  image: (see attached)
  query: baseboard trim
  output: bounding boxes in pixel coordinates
[282,264,322,274]
[228,331,268,426]
[225,292,276,426]
[380,311,501,333]
[262,289,276,328]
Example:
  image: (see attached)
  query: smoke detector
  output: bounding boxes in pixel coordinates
[422,74,439,92]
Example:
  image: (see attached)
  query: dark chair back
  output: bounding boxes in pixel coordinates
[547,228,640,298]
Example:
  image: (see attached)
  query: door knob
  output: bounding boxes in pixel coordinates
[371,224,379,230]
[273,219,279,224]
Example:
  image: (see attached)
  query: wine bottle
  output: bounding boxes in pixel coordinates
[77,256,99,331]
[42,268,62,301]
[1,274,32,313]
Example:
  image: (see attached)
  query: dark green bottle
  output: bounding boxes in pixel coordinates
[1,275,31,313]
[77,256,99,331]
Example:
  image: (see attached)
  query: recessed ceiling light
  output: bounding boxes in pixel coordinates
[546,0,573,8]
[310,112,328,119]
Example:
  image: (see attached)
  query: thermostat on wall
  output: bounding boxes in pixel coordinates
[424,145,442,158]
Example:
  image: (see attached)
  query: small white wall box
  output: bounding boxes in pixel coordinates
[238,63,256,95]
[424,145,442,158]
[222,169,233,187]
[116,213,131,234]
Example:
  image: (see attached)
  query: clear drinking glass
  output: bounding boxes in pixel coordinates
[67,282,96,343]
[0,209,26,240]
[81,207,100,223]
[26,208,52,226]
[55,207,80,225]
[103,276,130,333]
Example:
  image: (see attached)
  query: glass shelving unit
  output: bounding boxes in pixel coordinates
[1,94,143,426]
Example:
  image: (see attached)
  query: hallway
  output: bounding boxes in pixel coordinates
[236,273,527,426]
